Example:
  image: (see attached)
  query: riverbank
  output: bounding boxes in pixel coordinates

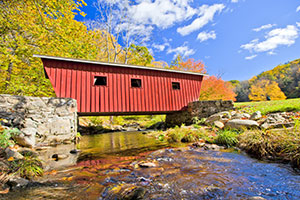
[147,111,300,169]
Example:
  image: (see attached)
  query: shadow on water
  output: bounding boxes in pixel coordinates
[1,131,300,200]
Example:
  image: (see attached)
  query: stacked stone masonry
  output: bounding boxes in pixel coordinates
[0,94,77,147]
[166,100,234,127]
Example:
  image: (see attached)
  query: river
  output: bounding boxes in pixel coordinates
[1,131,300,199]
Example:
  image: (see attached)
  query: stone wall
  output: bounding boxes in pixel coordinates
[166,100,234,127]
[0,94,77,147]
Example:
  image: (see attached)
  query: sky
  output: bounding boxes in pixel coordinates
[75,0,300,81]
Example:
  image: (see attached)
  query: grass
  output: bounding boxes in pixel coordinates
[234,98,300,115]
[10,153,43,180]
[238,126,300,167]
[214,129,240,147]
[150,125,215,144]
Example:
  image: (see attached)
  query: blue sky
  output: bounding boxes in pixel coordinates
[75,0,300,81]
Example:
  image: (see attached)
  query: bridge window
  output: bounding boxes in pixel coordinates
[172,82,180,90]
[131,79,142,88]
[94,76,107,86]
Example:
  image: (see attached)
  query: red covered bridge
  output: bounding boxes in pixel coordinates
[34,55,206,116]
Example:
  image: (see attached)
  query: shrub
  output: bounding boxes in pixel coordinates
[0,130,13,149]
[0,127,21,148]
[167,126,186,143]
[10,154,43,180]
[214,129,239,147]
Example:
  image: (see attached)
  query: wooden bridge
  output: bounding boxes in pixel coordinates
[35,55,206,116]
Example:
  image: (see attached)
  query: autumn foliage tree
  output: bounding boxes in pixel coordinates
[199,76,236,101]
[249,80,286,101]
[168,56,235,101]
[167,55,206,74]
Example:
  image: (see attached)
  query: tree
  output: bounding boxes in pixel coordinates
[232,80,250,102]
[90,0,152,64]
[0,0,100,97]
[126,44,153,66]
[167,57,235,100]
[249,80,286,101]
[199,76,236,101]
[167,56,206,73]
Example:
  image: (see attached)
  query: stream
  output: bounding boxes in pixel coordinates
[1,131,300,200]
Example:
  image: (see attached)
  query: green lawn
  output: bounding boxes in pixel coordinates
[234,98,300,115]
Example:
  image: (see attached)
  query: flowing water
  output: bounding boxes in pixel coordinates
[1,131,300,200]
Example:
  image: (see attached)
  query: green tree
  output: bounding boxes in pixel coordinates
[0,0,99,97]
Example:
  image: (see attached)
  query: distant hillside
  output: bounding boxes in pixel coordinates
[256,58,300,98]
[232,58,300,102]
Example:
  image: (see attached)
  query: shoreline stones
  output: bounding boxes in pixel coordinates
[205,110,297,130]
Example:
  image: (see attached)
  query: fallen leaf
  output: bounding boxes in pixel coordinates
[7,157,14,161]
[0,188,9,194]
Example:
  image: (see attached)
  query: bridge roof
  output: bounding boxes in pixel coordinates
[33,54,208,76]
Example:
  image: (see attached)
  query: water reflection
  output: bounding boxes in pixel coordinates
[77,131,168,158]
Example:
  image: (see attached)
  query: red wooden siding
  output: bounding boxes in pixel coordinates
[41,58,203,115]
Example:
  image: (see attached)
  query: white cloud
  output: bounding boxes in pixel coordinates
[296,6,300,12]
[167,43,195,58]
[231,0,239,3]
[268,51,276,55]
[152,43,169,51]
[245,55,257,60]
[297,22,300,27]
[129,0,198,29]
[197,31,216,42]
[177,4,225,36]
[241,25,299,54]
[253,24,276,32]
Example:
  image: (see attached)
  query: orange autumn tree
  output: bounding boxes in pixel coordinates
[167,55,206,73]
[199,76,236,101]
[168,56,236,101]
[178,58,207,73]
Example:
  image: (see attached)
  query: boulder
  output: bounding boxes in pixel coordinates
[138,162,156,168]
[112,125,124,131]
[213,121,225,129]
[5,148,24,160]
[52,153,68,161]
[250,111,262,120]
[126,127,139,132]
[232,113,251,119]
[192,142,206,148]
[247,197,266,200]
[203,144,221,151]
[260,122,294,130]
[265,113,285,124]
[225,119,259,129]
[7,177,29,189]
[13,133,35,148]
[206,111,231,125]
[70,149,81,154]
[260,113,292,129]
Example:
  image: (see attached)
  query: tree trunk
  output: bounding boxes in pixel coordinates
[4,62,13,90]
